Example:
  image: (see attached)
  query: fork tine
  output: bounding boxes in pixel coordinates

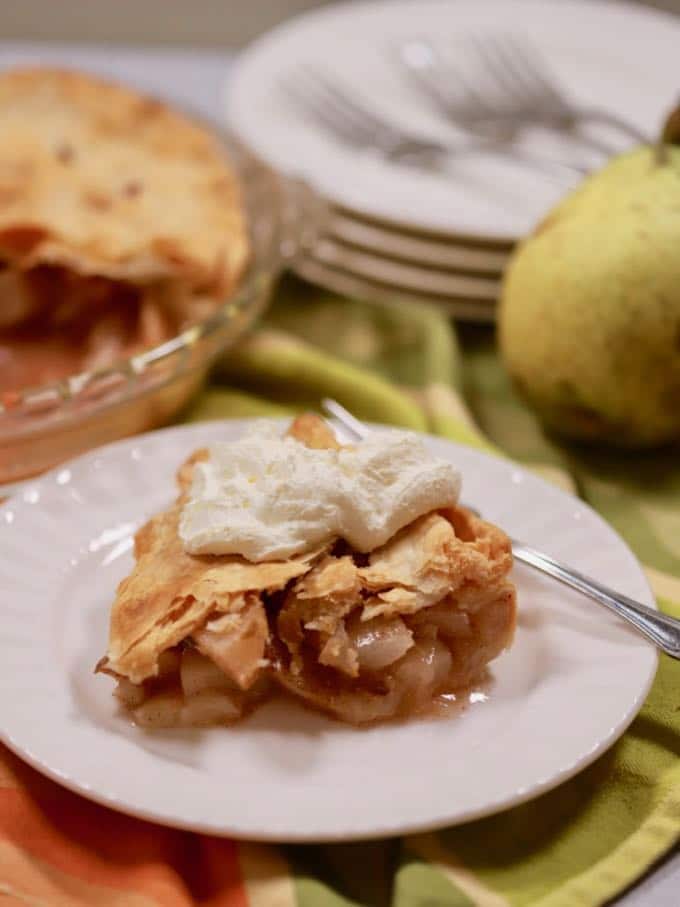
[482,34,544,108]
[466,34,529,110]
[285,76,371,147]
[406,55,481,119]
[502,34,565,107]
[306,99,365,146]
[430,40,509,120]
[398,39,487,118]
[310,83,376,142]
[288,69,406,153]
[444,51,502,117]
[321,398,368,441]
[311,69,397,137]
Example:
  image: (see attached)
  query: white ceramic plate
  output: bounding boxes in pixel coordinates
[328,210,512,273]
[228,0,680,240]
[0,421,657,841]
[293,255,498,322]
[312,236,501,299]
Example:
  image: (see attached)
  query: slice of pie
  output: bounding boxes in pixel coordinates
[97,415,516,726]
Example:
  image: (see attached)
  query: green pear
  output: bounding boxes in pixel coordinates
[499,139,680,448]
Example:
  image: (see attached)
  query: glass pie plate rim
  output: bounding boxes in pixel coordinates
[0,132,324,489]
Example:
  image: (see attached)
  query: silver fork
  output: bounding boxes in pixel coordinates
[321,397,680,660]
[398,35,648,160]
[284,68,588,177]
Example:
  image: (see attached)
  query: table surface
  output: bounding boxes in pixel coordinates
[0,38,677,907]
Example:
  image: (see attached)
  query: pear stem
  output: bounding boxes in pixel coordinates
[657,103,680,164]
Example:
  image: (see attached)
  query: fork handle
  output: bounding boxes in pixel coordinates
[513,542,680,658]
[572,107,649,144]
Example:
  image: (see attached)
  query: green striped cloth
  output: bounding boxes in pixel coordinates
[183,276,680,907]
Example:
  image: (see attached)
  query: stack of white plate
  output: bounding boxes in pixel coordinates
[227,0,679,321]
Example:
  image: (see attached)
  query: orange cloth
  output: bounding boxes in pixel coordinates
[0,745,248,907]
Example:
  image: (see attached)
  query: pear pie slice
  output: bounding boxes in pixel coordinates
[97,416,516,726]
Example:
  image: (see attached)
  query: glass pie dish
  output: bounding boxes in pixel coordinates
[0,136,324,489]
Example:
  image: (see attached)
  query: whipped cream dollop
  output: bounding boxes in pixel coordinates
[179,421,461,562]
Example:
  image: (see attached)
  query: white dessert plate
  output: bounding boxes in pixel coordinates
[0,421,657,841]
[228,0,680,240]
[311,236,501,299]
[327,210,513,273]
[292,255,498,322]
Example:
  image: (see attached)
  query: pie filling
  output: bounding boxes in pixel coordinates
[98,415,516,727]
[0,263,217,392]
[99,505,516,727]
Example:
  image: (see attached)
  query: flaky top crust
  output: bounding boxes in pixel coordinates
[104,416,515,686]
[0,68,248,294]
[107,503,325,683]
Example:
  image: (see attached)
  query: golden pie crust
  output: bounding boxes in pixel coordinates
[98,415,517,725]
[0,68,248,294]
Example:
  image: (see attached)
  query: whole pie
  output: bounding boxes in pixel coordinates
[97,415,517,726]
[0,68,248,392]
